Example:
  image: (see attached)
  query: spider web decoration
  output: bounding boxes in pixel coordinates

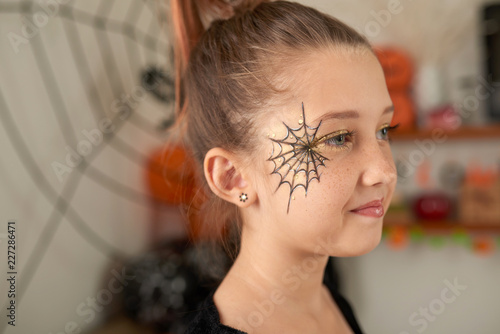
[268,102,329,213]
[0,1,176,333]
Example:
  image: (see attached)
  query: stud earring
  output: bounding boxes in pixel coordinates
[239,193,248,203]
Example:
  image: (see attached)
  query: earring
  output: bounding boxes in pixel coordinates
[239,193,248,203]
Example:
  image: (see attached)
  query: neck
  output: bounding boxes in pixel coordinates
[224,223,331,311]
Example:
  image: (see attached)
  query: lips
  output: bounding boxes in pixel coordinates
[349,198,384,218]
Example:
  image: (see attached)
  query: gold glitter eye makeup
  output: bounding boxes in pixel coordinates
[377,123,400,142]
[316,129,357,151]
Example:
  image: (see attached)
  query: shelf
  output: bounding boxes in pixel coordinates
[391,124,500,141]
[384,220,500,232]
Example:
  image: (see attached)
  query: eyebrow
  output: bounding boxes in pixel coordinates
[313,105,394,124]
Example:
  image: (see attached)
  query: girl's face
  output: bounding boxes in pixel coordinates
[249,48,397,257]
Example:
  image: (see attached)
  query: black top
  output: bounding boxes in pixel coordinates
[185,258,364,333]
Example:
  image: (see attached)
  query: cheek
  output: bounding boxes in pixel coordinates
[321,159,358,203]
[264,152,358,215]
[281,171,357,252]
[293,164,357,224]
[317,165,357,215]
[258,144,358,224]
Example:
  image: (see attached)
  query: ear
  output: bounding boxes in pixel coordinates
[204,147,256,208]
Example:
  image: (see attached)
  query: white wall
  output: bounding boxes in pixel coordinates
[338,243,500,334]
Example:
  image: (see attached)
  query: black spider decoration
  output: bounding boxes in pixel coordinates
[267,102,329,213]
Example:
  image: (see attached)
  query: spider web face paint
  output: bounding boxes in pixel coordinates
[267,102,329,213]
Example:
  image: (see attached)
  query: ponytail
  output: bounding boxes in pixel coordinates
[170,0,204,128]
[170,0,264,131]
[168,0,262,268]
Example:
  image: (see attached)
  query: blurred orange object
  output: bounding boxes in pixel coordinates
[145,144,209,242]
[374,47,414,91]
[389,92,416,130]
[387,225,409,250]
[472,237,495,257]
[146,144,198,205]
[374,47,416,131]
[415,158,432,189]
[459,162,500,225]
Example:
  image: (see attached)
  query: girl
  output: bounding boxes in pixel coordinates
[170,0,398,332]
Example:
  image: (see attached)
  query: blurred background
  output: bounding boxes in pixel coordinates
[0,0,499,333]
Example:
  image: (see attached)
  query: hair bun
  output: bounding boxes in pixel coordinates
[196,0,268,29]
[224,0,267,14]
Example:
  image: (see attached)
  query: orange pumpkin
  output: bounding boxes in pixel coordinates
[389,91,416,131]
[374,47,414,91]
[374,46,416,130]
[145,144,204,241]
[145,144,228,242]
[145,144,198,205]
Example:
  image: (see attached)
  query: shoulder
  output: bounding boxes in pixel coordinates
[185,290,248,334]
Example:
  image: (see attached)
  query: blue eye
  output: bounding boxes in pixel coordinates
[378,127,389,140]
[327,134,346,145]
[324,131,356,150]
[377,123,400,142]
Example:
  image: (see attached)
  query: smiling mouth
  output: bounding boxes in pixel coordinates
[349,198,385,218]
[349,205,384,218]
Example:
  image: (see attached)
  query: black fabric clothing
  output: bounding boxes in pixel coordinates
[185,257,364,333]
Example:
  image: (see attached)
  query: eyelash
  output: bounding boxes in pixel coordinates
[324,123,401,150]
[379,123,400,143]
[324,130,357,151]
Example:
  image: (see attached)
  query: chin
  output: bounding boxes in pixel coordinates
[335,230,383,257]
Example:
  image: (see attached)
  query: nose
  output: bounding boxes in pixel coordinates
[359,142,397,187]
